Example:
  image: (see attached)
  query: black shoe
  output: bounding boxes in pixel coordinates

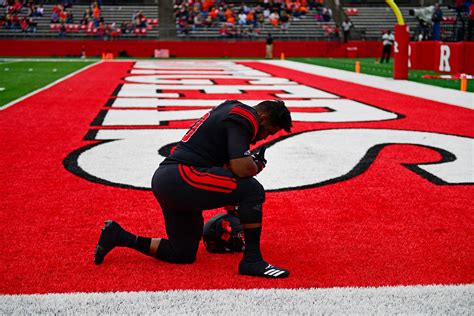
[239,260,289,278]
[94,220,123,265]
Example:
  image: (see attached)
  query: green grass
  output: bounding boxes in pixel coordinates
[0,60,94,107]
[292,57,474,92]
[0,58,471,109]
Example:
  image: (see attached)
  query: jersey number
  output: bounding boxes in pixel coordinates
[181,112,210,142]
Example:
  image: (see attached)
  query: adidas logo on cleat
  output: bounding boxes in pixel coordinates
[263,267,287,277]
[239,260,289,278]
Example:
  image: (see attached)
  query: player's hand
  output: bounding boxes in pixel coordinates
[252,146,267,174]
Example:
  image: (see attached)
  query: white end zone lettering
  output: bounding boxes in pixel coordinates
[65,128,473,190]
[63,61,472,191]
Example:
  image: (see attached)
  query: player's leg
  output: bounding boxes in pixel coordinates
[234,179,289,278]
[95,206,203,266]
[150,164,204,264]
[153,207,203,264]
[94,164,202,265]
[181,166,289,278]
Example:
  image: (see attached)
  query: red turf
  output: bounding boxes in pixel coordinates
[0,61,472,294]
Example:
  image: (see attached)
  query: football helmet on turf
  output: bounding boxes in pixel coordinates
[203,213,245,253]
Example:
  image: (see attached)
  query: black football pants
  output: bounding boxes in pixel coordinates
[151,163,265,264]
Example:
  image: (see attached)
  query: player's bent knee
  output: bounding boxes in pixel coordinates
[172,253,197,264]
[155,239,198,264]
[242,179,265,205]
[239,203,263,224]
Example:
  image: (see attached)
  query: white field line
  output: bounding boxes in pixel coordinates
[0,61,102,111]
[261,60,474,110]
[0,284,472,314]
[0,60,20,66]
[0,58,99,62]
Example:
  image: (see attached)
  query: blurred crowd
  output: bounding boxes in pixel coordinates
[1,0,156,38]
[174,0,332,38]
[412,1,474,42]
[1,0,41,32]
[53,1,146,39]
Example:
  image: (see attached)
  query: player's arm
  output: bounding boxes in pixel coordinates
[229,157,258,178]
[225,121,258,178]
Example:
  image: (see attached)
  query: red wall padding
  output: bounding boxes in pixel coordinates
[410,41,474,74]
[0,39,381,58]
[0,39,471,74]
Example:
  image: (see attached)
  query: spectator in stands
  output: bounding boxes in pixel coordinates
[135,11,147,28]
[36,4,43,17]
[380,30,394,63]
[27,4,35,17]
[247,8,256,27]
[5,14,17,30]
[238,10,247,26]
[186,9,195,31]
[468,0,474,40]
[121,20,132,34]
[255,5,265,26]
[299,2,308,16]
[226,9,236,25]
[322,6,332,22]
[342,18,353,43]
[269,10,279,27]
[81,8,91,25]
[219,22,229,37]
[431,3,443,40]
[27,17,36,32]
[59,9,67,24]
[177,15,188,34]
[66,11,74,24]
[280,10,289,32]
[263,6,270,22]
[224,5,233,21]
[194,12,204,28]
[59,22,66,37]
[20,17,29,31]
[12,0,22,14]
[97,20,106,38]
[92,1,101,27]
[217,6,226,23]
[290,1,302,20]
[51,5,61,23]
[109,22,120,39]
[208,6,218,26]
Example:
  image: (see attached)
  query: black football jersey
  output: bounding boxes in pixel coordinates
[162,100,259,167]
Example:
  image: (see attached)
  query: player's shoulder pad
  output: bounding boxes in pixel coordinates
[225,102,259,141]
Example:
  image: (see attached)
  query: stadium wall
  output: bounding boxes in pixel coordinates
[1,40,473,74]
[1,39,380,58]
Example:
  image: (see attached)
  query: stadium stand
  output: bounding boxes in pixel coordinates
[342,6,418,40]
[343,5,460,41]
[0,4,159,38]
[0,1,467,42]
[0,2,337,40]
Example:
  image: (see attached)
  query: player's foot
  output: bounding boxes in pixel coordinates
[94,220,123,265]
[239,260,289,278]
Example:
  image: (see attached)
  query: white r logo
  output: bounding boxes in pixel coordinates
[439,45,451,72]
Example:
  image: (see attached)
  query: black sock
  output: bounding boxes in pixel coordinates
[118,229,151,255]
[243,227,263,263]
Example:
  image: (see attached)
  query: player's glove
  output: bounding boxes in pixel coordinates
[252,146,267,174]
[224,205,239,216]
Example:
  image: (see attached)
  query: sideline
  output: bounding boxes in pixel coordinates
[0,58,99,62]
[0,60,102,111]
[0,284,472,314]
